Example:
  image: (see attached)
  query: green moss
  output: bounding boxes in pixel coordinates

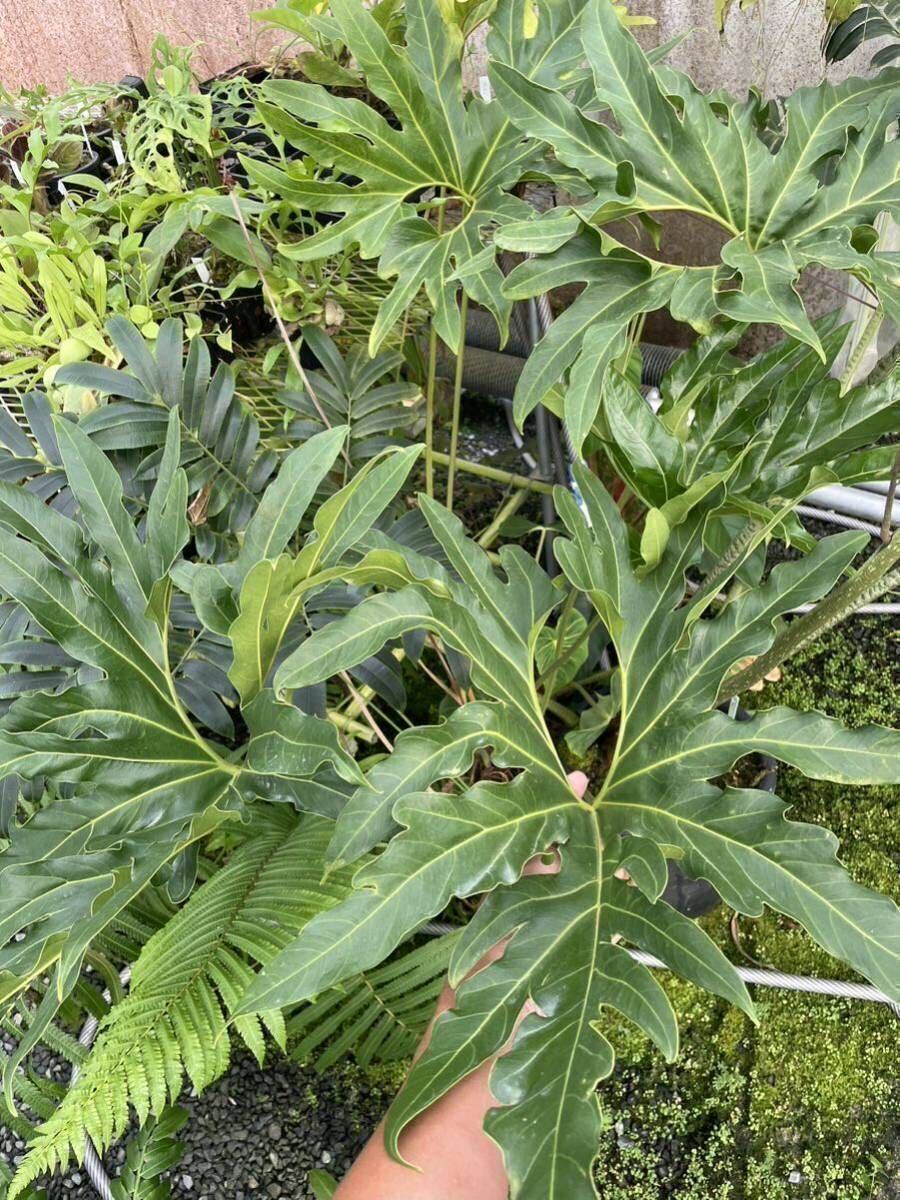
[594,621,900,1199]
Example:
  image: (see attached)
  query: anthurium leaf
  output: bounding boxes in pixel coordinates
[549,476,900,1009]
[229,555,300,703]
[0,514,240,1037]
[591,326,895,543]
[229,457,900,1200]
[246,0,553,350]
[536,609,588,688]
[294,444,422,577]
[0,428,419,1057]
[731,370,899,499]
[244,690,367,787]
[53,415,154,607]
[327,701,502,865]
[616,834,668,902]
[180,562,238,637]
[565,672,621,756]
[680,706,900,784]
[501,233,675,437]
[276,588,433,695]
[717,240,824,358]
[606,785,900,1001]
[639,508,670,569]
[599,371,682,508]
[308,1170,339,1200]
[0,479,83,563]
[146,408,189,582]
[385,812,747,1200]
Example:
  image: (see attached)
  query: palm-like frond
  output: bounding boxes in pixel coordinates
[8,812,356,1193]
[238,325,421,467]
[57,318,277,540]
[825,0,900,66]
[0,394,71,510]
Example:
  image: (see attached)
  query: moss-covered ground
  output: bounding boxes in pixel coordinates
[593,619,899,1199]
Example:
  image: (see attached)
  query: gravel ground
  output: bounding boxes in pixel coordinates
[2,1052,399,1200]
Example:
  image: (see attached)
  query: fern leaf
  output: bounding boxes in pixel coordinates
[110,1106,187,1200]
[8,812,356,1195]
[288,933,458,1072]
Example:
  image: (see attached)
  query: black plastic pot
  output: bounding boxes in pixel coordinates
[40,149,105,206]
[661,707,778,918]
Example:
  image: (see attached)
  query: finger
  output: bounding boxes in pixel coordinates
[567,769,589,799]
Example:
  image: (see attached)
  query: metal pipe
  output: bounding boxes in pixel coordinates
[804,484,900,526]
[528,297,559,574]
[795,504,883,538]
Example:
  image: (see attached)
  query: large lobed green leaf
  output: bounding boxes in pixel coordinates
[0,407,421,1089]
[244,0,595,351]
[236,473,900,1199]
[491,0,899,445]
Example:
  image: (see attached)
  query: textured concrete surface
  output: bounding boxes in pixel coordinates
[0,0,882,96]
[0,0,278,93]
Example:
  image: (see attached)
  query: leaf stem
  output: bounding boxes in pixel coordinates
[424,195,446,499]
[225,182,352,471]
[539,614,605,696]
[428,450,554,494]
[477,487,529,549]
[339,670,393,752]
[445,292,469,511]
[544,697,579,728]
[879,450,900,544]
[540,587,577,713]
[718,532,900,701]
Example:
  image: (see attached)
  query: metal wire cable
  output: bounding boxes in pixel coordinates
[795,503,884,537]
[72,968,132,1200]
[421,923,900,1015]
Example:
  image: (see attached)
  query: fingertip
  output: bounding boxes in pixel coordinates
[567,769,589,799]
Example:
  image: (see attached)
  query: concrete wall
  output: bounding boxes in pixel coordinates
[0,0,878,96]
[0,0,279,93]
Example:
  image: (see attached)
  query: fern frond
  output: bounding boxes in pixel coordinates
[287,932,459,1072]
[8,812,356,1196]
[110,1106,187,1200]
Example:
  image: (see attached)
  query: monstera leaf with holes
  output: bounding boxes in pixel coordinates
[235,476,900,1200]
[590,324,899,564]
[490,0,900,446]
[243,0,600,352]
[0,405,427,1095]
